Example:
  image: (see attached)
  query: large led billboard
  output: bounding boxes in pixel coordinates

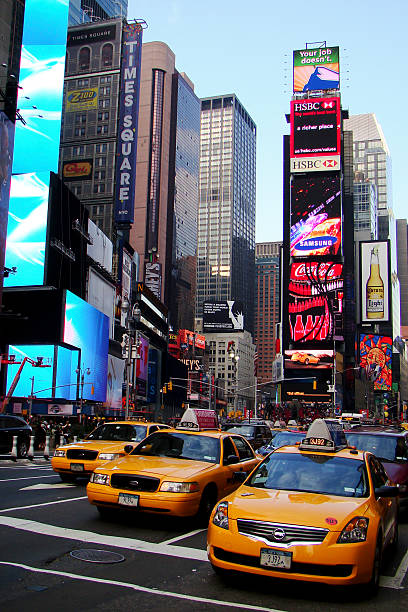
[360,241,390,323]
[4,172,51,287]
[359,334,392,391]
[290,97,341,173]
[203,301,244,332]
[290,175,342,257]
[135,333,149,399]
[63,291,109,402]
[284,349,334,370]
[293,46,339,93]
[0,112,15,301]
[114,22,143,224]
[12,0,69,175]
[288,261,343,344]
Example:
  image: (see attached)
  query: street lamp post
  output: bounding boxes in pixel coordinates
[76,365,91,420]
[228,342,240,416]
[122,298,141,420]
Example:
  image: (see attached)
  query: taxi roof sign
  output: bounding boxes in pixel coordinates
[176,408,219,431]
[299,418,347,452]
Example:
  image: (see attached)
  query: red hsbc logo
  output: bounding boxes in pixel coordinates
[322,101,335,109]
[323,159,338,167]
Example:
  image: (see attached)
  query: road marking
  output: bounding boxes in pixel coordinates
[380,549,408,589]
[162,528,206,545]
[0,515,208,562]
[0,496,87,513]
[20,483,76,490]
[0,561,286,611]
[0,475,59,483]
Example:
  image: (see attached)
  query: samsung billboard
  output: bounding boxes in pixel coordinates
[203,301,244,332]
[290,97,341,173]
[290,175,342,258]
[293,46,340,93]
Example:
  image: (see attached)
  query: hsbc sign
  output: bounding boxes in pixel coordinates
[290,155,340,173]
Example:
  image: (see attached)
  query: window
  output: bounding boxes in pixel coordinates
[97,125,108,135]
[74,127,86,137]
[101,43,113,67]
[98,111,109,121]
[93,183,105,194]
[96,143,107,153]
[369,456,389,488]
[79,47,90,71]
[223,437,237,464]
[73,145,84,156]
[232,436,254,460]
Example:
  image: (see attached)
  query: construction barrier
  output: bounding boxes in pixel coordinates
[11,435,18,461]
[44,435,50,460]
[28,435,35,461]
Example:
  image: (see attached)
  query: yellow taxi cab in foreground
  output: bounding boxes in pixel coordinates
[51,421,169,482]
[86,408,260,522]
[208,418,400,594]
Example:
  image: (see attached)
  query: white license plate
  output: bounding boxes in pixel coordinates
[260,548,292,569]
[118,493,139,507]
[70,463,84,472]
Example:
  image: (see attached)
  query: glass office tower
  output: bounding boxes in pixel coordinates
[196,95,256,334]
[69,0,128,26]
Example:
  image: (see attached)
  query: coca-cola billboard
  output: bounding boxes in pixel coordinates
[288,261,343,345]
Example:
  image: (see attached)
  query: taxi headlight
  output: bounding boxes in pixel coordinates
[90,472,110,485]
[337,517,369,543]
[54,449,66,457]
[212,501,229,530]
[98,453,120,461]
[159,481,200,493]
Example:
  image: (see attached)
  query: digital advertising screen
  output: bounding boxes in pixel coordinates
[290,175,342,257]
[135,334,149,399]
[4,171,50,287]
[106,355,125,410]
[6,344,55,399]
[290,97,341,173]
[284,349,334,370]
[293,46,340,93]
[359,334,392,391]
[360,241,390,323]
[0,112,15,301]
[203,301,244,332]
[288,261,343,344]
[54,345,80,401]
[12,0,69,175]
[63,290,109,402]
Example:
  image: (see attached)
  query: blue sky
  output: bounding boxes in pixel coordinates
[128,0,407,243]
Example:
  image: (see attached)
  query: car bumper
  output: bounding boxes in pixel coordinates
[207,521,375,586]
[87,482,202,517]
[51,457,105,476]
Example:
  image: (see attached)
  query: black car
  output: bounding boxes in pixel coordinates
[0,415,32,458]
[223,422,272,450]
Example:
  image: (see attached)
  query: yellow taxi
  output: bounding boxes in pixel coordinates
[86,408,260,522]
[51,420,170,482]
[208,418,400,594]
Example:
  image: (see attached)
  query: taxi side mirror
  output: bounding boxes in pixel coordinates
[124,444,134,454]
[374,485,399,498]
[398,484,408,497]
[225,454,239,465]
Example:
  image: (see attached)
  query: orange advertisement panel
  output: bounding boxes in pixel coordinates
[359,334,392,391]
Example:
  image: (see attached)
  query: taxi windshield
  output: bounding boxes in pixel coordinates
[345,433,408,462]
[247,452,369,497]
[86,424,147,442]
[133,432,220,463]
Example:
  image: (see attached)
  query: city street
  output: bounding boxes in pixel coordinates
[0,457,408,611]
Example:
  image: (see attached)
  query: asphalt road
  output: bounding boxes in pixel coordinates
[0,456,407,612]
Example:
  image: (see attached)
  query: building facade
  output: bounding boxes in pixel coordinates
[69,0,128,26]
[196,95,256,335]
[254,242,281,388]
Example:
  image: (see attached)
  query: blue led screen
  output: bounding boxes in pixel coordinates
[63,291,109,402]
[4,172,50,287]
[55,345,80,401]
[6,345,55,399]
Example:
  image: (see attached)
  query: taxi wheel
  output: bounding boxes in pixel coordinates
[59,473,76,483]
[365,536,382,597]
[197,487,217,526]
[389,520,398,551]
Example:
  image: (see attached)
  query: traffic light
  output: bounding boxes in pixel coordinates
[167,381,173,391]
[313,380,317,390]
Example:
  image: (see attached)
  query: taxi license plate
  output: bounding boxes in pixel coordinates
[70,463,84,472]
[118,493,139,507]
[260,548,292,569]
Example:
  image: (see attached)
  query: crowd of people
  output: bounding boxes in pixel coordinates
[27,416,107,449]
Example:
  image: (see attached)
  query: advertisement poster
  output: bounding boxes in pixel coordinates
[203,301,244,332]
[284,349,334,369]
[293,46,340,93]
[360,241,390,323]
[290,175,342,257]
[135,334,149,399]
[359,334,392,391]
[288,261,343,344]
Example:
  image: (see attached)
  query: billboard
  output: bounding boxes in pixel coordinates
[293,46,340,93]
[290,97,341,173]
[12,0,69,175]
[203,301,244,332]
[284,349,334,369]
[67,24,116,47]
[4,171,51,287]
[290,175,342,257]
[135,333,149,399]
[106,355,125,410]
[65,88,98,112]
[359,334,392,391]
[0,112,15,302]
[114,22,143,224]
[62,159,93,181]
[360,241,390,323]
[288,261,343,344]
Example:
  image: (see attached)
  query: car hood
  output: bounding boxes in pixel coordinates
[382,460,408,485]
[226,486,370,530]
[96,455,215,479]
[60,441,134,453]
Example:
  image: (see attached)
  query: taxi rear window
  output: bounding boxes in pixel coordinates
[345,433,408,462]
[268,431,304,449]
[247,452,369,498]
[87,424,147,442]
[133,432,220,463]
[225,425,254,437]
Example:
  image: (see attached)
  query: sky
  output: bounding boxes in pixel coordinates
[127,0,407,244]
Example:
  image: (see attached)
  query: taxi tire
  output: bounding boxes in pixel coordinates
[364,535,382,597]
[197,486,217,526]
[389,519,398,551]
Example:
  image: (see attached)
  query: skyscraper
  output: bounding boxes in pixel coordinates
[69,0,128,26]
[196,95,256,334]
[255,242,281,387]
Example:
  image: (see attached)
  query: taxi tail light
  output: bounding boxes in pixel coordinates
[212,501,229,530]
[337,517,369,543]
